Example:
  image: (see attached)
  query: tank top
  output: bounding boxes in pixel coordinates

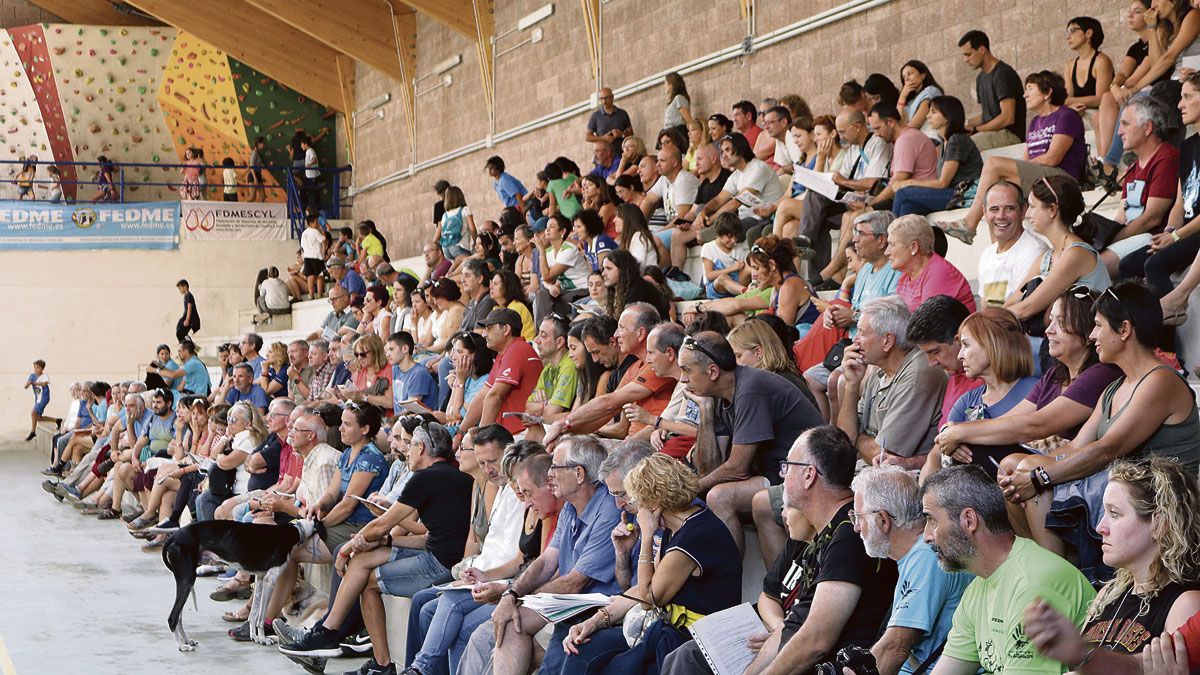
[1039,241,1111,293]
[1097,365,1200,473]
[769,273,812,320]
[1072,52,1100,97]
[518,508,543,563]
[1082,583,1196,654]
[1174,29,1200,73]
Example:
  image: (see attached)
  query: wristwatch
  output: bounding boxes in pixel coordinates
[1031,466,1053,493]
[503,588,522,602]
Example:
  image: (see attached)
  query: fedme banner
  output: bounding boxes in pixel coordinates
[0,201,179,249]
[180,200,288,241]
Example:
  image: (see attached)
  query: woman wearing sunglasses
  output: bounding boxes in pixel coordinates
[1004,175,1110,331]
[994,282,1200,582]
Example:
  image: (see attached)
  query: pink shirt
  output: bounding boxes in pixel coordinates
[896,254,976,313]
[892,127,939,181]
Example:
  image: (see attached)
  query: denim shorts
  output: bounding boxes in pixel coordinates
[375,547,452,598]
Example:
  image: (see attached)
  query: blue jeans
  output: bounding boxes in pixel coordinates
[1104,104,1127,166]
[375,548,452,598]
[537,619,580,674]
[195,490,221,522]
[892,186,958,216]
[409,589,494,675]
[1118,236,1200,298]
[437,356,453,410]
[442,244,470,260]
[558,626,629,674]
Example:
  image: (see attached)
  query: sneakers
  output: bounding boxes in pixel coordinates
[60,484,82,502]
[195,563,227,577]
[339,629,372,655]
[663,266,691,283]
[343,659,396,675]
[228,620,275,642]
[41,479,64,502]
[272,618,306,646]
[278,624,343,658]
[25,432,36,441]
[283,653,328,675]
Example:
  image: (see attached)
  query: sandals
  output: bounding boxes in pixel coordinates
[1163,310,1188,327]
[210,580,253,602]
[127,514,157,530]
[223,607,251,623]
[141,536,165,552]
[121,507,145,524]
[97,508,121,520]
[937,222,976,245]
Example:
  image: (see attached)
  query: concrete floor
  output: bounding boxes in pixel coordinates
[0,447,353,675]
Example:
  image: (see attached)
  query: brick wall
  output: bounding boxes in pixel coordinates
[351,0,1123,258]
[0,0,59,27]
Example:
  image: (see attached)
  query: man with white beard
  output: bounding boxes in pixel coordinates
[850,466,973,675]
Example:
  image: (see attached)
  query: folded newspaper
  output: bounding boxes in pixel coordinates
[519,593,610,623]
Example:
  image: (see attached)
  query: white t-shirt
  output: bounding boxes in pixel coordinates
[628,231,658,266]
[723,158,785,218]
[545,241,591,291]
[700,240,748,267]
[977,230,1049,306]
[300,227,324,260]
[663,94,689,128]
[259,277,290,310]
[304,147,319,178]
[231,429,258,494]
[649,171,700,224]
[833,134,892,180]
[222,168,238,194]
[773,138,799,168]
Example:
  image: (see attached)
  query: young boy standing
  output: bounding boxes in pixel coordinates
[300,214,327,299]
[176,279,201,342]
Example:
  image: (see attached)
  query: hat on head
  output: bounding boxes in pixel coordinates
[478,307,523,335]
[326,255,346,268]
[530,217,548,233]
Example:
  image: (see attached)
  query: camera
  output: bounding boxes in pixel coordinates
[814,646,879,675]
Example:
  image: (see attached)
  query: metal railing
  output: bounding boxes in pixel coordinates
[0,158,351,237]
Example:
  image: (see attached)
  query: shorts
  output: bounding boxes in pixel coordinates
[132,467,158,492]
[375,547,451,597]
[766,484,786,527]
[33,399,49,415]
[803,363,832,388]
[1106,232,1153,259]
[302,257,325,277]
[18,186,31,197]
[1014,161,1071,193]
[441,243,470,260]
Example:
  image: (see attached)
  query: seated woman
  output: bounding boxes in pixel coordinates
[771,115,840,239]
[933,289,1121,470]
[1003,176,1110,332]
[255,342,289,398]
[891,96,984,216]
[996,282,1200,581]
[407,287,434,348]
[1063,16,1116,113]
[610,136,647,185]
[695,235,814,328]
[728,318,817,405]
[424,278,466,359]
[613,203,668,268]
[577,176,619,240]
[1023,457,1200,670]
[360,285,394,339]
[489,269,536,340]
[600,250,671,320]
[559,453,742,674]
[943,71,1088,244]
[920,307,1039,481]
[898,59,944,137]
[573,208,618,272]
[567,319,610,412]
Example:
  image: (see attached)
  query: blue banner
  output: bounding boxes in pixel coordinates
[0,201,179,249]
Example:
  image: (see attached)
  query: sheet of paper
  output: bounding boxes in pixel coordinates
[733,190,768,210]
[690,603,767,675]
[791,166,839,201]
[1182,55,1200,73]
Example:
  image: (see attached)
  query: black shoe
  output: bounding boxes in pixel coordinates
[283,653,328,675]
[398,668,422,675]
[343,659,396,675]
[665,266,691,283]
[278,625,343,658]
[339,629,372,655]
[25,432,36,441]
[814,278,841,292]
[228,620,275,642]
[41,479,64,502]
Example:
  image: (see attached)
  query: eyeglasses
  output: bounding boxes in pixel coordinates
[354,351,370,357]
[291,427,316,434]
[779,460,820,477]
[548,463,583,472]
[852,228,878,239]
[1067,284,1095,300]
[549,312,568,323]
[848,509,892,526]
[682,335,731,369]
[1103,287,1120,303]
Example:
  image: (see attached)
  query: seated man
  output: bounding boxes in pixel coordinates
[224,362,270,412]
[837,296,947,469]
[461,308,544,437]
[488,435,622,675]
[318,286,360,341]
[905,295,982,429]
[621,322,699,458]
[959,30,1026,151]
[279,421,473,673]
[689,132,785,244]
[919,464,1095,675]
[975,180,1049,307]
[850,466,972,675]
[420,243,452,286]
[681,331,823,553]
[664,426,898,675]
[111,388,175,517]
[526,314,577,425]
[543,303,674,442]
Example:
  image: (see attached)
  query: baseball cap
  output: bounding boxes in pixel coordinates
[326,255,346,268]
[478,308,523,335]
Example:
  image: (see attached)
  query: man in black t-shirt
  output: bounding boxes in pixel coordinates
[959,30,1026,150]
[663,425,898,675]
[176,279,200,342]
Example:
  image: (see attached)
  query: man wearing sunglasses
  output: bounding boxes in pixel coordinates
[680,331,823,554]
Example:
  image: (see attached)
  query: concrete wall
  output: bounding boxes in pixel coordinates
[349,0,1122,258]
[0,239,298,442]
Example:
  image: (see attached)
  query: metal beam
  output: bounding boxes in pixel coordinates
[125,0,346,111]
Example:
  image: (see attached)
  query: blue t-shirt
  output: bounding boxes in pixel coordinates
[130,408,155,441]
[392,362,438,414]
[246,355,266,379]
[339,442,389,523]
[582,235,618,272]
[493,172,527,208]
[90,401,108,425]
[949,376,1039,474]
[28,374,49,407]
[548,482,623,595]
[183,356,211,396]
[76,401,94,428]
[340,269,367,298]
[661,503,742,616]
[890,539,973,675]
[226,384,270,410]
[160,359,181,389]
[849,261,902,337]
[266,364,289,398]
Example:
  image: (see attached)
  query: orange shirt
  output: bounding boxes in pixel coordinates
[628,362,676,435]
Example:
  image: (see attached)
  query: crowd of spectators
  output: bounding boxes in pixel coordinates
[32,12,1200,675]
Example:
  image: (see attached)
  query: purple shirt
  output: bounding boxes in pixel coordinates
[1026,106,1086,180]
[1025,362,1122,439]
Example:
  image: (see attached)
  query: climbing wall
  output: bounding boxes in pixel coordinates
[7,25,76,200]
[0,33,54,167]
[229,58,337,193]
[42,24,177,200]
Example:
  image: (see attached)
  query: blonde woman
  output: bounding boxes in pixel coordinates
[727,318,815,402]
[1024,457,1200,671]
[561,453,742,672]
[344,334,391,400]
[683,117,706,172]
[255,342,289,397]
[608,136,647,185]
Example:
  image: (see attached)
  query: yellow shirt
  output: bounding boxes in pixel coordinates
[508,301,535,341]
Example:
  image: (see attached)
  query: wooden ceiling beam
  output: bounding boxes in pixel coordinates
[24,0,163,26]
[125,0,346,111]
[401,0,494,123]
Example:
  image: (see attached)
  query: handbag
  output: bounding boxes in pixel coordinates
[1083,166,1132,251]
[822,337,853,371]
[620,589,665,647]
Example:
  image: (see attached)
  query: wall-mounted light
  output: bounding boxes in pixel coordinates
[494,3,552,58]
[415,54,461,84]
[354,109,386,127]
[360,93,391,111]
[416,73,453,97]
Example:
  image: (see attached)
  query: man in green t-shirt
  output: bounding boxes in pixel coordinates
[527,315,577,425]
[920,465,1095,675]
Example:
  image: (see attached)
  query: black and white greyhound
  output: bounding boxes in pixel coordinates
[162,519,323,651]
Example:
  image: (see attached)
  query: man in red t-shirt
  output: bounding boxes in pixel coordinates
[1099,102,1179,277]
[544,302,675,444]
[465,308,543,435]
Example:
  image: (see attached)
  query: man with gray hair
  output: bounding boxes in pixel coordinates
[1099,92,1179,277]
[600,438,656,590]
[490,434,622,675]
[850,465,972,675]
[304,338,337,400]
[919,465,1094,675]
[837,295,946,468]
